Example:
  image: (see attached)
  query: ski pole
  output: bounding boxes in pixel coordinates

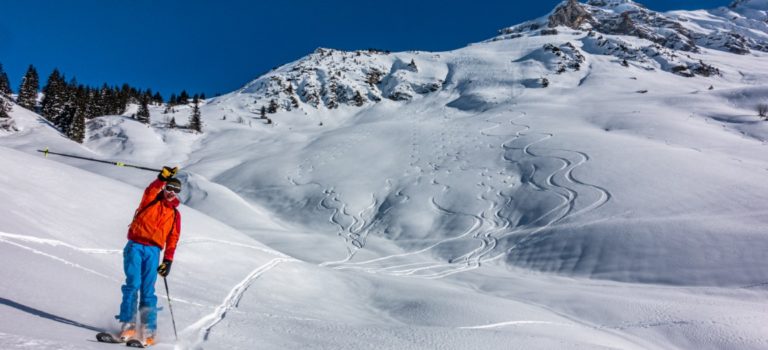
[163,277,179,341]
[36,148,161,172]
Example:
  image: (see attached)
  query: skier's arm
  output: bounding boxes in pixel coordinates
[135,179,165,215]
[163,210,181,261]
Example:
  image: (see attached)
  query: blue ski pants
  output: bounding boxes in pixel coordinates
[117,241,160,330]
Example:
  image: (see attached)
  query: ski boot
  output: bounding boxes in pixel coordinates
[125,325,156,348]
[143,327,156,347]
[119,322,137,342]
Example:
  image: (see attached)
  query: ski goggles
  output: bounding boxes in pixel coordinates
[165,184,181,193]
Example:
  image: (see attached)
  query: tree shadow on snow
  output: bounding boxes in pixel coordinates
[0,296,103,332]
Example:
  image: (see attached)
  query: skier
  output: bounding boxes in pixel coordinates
[116,166,182,346]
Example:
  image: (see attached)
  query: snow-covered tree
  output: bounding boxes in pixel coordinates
[41,69,67,122]
[267,99,278,114]
[68,105,86,143]
[17,65,39,110]
[0,63,11,96]
[189,97,202,132]
[136,96,150,124]
[0,97,17,132]
[0,98,10,119]
[178,90,189,104]
[97,84,113,116]
[353,90,365,107]
[84,87,100,118]
[325,80,339,109]
[56,104,75,134]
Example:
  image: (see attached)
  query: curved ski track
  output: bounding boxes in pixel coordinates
[184,257,297,349]
[329,109,612,278]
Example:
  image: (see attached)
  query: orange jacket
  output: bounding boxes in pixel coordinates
[127,179,181,261]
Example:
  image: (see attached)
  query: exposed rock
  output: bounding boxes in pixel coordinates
[544,42,586,73]
[549,0,595,29]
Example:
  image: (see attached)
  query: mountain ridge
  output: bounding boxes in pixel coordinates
[218,0,766,116]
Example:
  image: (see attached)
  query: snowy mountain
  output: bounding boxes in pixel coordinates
[2,1,768,349]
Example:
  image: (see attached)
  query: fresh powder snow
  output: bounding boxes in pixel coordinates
[1,1,768,349]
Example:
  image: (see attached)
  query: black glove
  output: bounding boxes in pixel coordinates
[158,166,179,181]
[157,259,172,277]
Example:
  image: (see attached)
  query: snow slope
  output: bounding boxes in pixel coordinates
[2,0,768,349]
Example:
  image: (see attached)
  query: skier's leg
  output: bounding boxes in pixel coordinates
[117,241,141,324]
[139,245,160,332]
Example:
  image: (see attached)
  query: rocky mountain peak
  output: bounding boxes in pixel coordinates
[548,0,595,28]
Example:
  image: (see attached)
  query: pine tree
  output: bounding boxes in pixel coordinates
[0,63,11,96]
[68,94,86,143]
[0,97,17,131]
[143,89,154,105]
[119,84,132,110]
[189,97,202,132]
[41,69,67,122]
[169,116,177,128]
[325,80,339,109]
[260,105,267,119]
[136,95,150,124]
[179,90,189,104]
[0,98,10,119]
[153,92,163,105]
[68,111,85,142]
[97,84,112,115]
[104,85,118,115]
[353,90,365,107]
[56,103,75,134]
[84,87,99,119]
[17,65,40,110]
[267,99,278,113]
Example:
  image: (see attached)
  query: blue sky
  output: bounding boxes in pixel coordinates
[0,0,729,97]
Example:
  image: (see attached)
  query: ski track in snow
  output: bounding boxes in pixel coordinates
[0,232,117,281]
[183,257,297,350]
[458,320,578,330]
[326,108,612,278]
[0,231,122,255]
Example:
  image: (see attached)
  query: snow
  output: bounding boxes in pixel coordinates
[2,1,768,349]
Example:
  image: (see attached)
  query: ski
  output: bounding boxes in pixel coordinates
[95,332,123,344]
[125,339,147,348]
